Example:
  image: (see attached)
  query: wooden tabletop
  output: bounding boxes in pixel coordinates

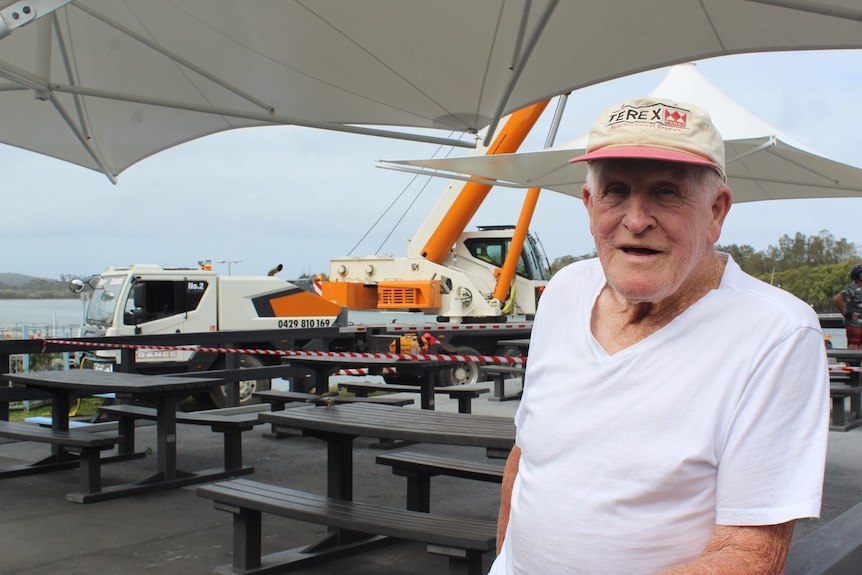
[260,403,515,450]
[827,349,862,364]
[2,369,223,396]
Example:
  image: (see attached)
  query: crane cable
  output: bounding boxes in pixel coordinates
[346,134,458,256]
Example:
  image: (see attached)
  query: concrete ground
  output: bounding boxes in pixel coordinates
[0,392,860,575]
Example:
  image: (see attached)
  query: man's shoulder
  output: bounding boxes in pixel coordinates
[554,258,601,280]
[723,262,819,327]
[539,259,603,308]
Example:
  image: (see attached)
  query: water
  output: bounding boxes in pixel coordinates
[0,298,85,338]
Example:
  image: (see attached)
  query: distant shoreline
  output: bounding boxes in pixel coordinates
[0,296,78,300]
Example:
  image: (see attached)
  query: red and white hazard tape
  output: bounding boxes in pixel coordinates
[830,365,862,373]
[42,339,526,365]
[335,367,398,376]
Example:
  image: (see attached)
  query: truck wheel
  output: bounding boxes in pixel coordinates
[209,354,271,408]
[437,346,482,387]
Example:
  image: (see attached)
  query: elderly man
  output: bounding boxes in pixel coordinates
[490,98,829,574]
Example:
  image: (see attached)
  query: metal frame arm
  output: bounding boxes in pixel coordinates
[0,0,73,39]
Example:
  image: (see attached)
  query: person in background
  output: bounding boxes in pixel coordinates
[834,263,862,349]
[491,97,829,575]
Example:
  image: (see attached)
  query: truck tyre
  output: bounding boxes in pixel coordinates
[209,354,271,408]
[437,345,482,387]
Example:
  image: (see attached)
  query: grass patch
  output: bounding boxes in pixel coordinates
[9,397,105,422]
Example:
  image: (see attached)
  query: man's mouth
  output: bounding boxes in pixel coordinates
[621,246,660,256]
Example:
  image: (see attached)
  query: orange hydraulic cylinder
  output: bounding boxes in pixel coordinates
[420,100,550,264]
[493,187,541,304]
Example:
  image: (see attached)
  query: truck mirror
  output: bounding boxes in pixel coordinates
[69,279,86,294]
[101,291,115,302]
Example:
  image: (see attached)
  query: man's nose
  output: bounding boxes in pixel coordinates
[622,194,656,233]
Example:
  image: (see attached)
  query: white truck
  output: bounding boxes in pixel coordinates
[71,261,346,406]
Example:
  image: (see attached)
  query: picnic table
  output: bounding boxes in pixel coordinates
[260,404,515,492]
[286,355,457,410]
[198,403,515,573]
[828,349,862,386]
[0,369,250,503]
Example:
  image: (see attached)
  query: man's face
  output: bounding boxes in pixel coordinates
[582,160,731,305]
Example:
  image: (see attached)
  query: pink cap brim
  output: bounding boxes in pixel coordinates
[568,146,719,170]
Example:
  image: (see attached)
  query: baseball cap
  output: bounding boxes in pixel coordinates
[569,97,726,181]
[851,264,862,280]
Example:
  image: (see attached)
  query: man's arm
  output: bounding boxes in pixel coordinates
[658,522,795,575]
[835,292,846,315]
[496,444,521,554]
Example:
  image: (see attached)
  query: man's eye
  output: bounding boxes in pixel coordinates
[655,187,679,197]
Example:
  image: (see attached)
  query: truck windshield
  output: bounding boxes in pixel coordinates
[464,234,550,281]
[524,233,550,281]
[86,288,119,326]
[85,275,124,326]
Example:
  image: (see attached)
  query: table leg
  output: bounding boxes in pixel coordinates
[315,366,339,396]
[51,391,71,432]
[225,351,240,407]
[156,396,178,480]
[327,434,355,501]
[51,390,73,461]
[420,371,435,410]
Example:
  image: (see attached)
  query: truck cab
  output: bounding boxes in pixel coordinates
[79,265,218,369]
[71,262,347,406]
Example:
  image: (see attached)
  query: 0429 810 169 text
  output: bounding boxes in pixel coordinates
[277,318,332,329]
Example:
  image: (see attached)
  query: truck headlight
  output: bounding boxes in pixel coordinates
[93,362,114,373]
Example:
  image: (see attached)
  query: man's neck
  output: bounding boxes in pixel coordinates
[592,255,726,354]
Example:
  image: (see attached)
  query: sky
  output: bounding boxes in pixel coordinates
[2,49,862,281]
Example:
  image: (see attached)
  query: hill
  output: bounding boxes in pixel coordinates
[0,273,75,299]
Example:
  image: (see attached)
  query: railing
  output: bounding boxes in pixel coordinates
[0,323,81,341]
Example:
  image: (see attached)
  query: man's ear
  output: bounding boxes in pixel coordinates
[709,184,733,244]
[582,184,595,236]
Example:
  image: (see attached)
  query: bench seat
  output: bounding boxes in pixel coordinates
[337,382,490,414]
[0,420,121,495]
[197,478,496,575]
[830,385,862,431]
[376,451,505,512]
[24,415,124,433]
[98,403,263,470]
[25,416,94,428]
[253,389,415,409]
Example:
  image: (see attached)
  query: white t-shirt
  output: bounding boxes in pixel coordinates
[490,254,829,575]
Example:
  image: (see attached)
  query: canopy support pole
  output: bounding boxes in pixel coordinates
[48,82,477,148]
[483,0,560,147]
[0,0,73,39]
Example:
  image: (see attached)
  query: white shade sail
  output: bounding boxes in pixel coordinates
[0,0,861,181]
[383,62,862,203]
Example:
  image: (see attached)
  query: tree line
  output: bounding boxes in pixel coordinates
[548,230,860,313]
[0,276,74,299]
